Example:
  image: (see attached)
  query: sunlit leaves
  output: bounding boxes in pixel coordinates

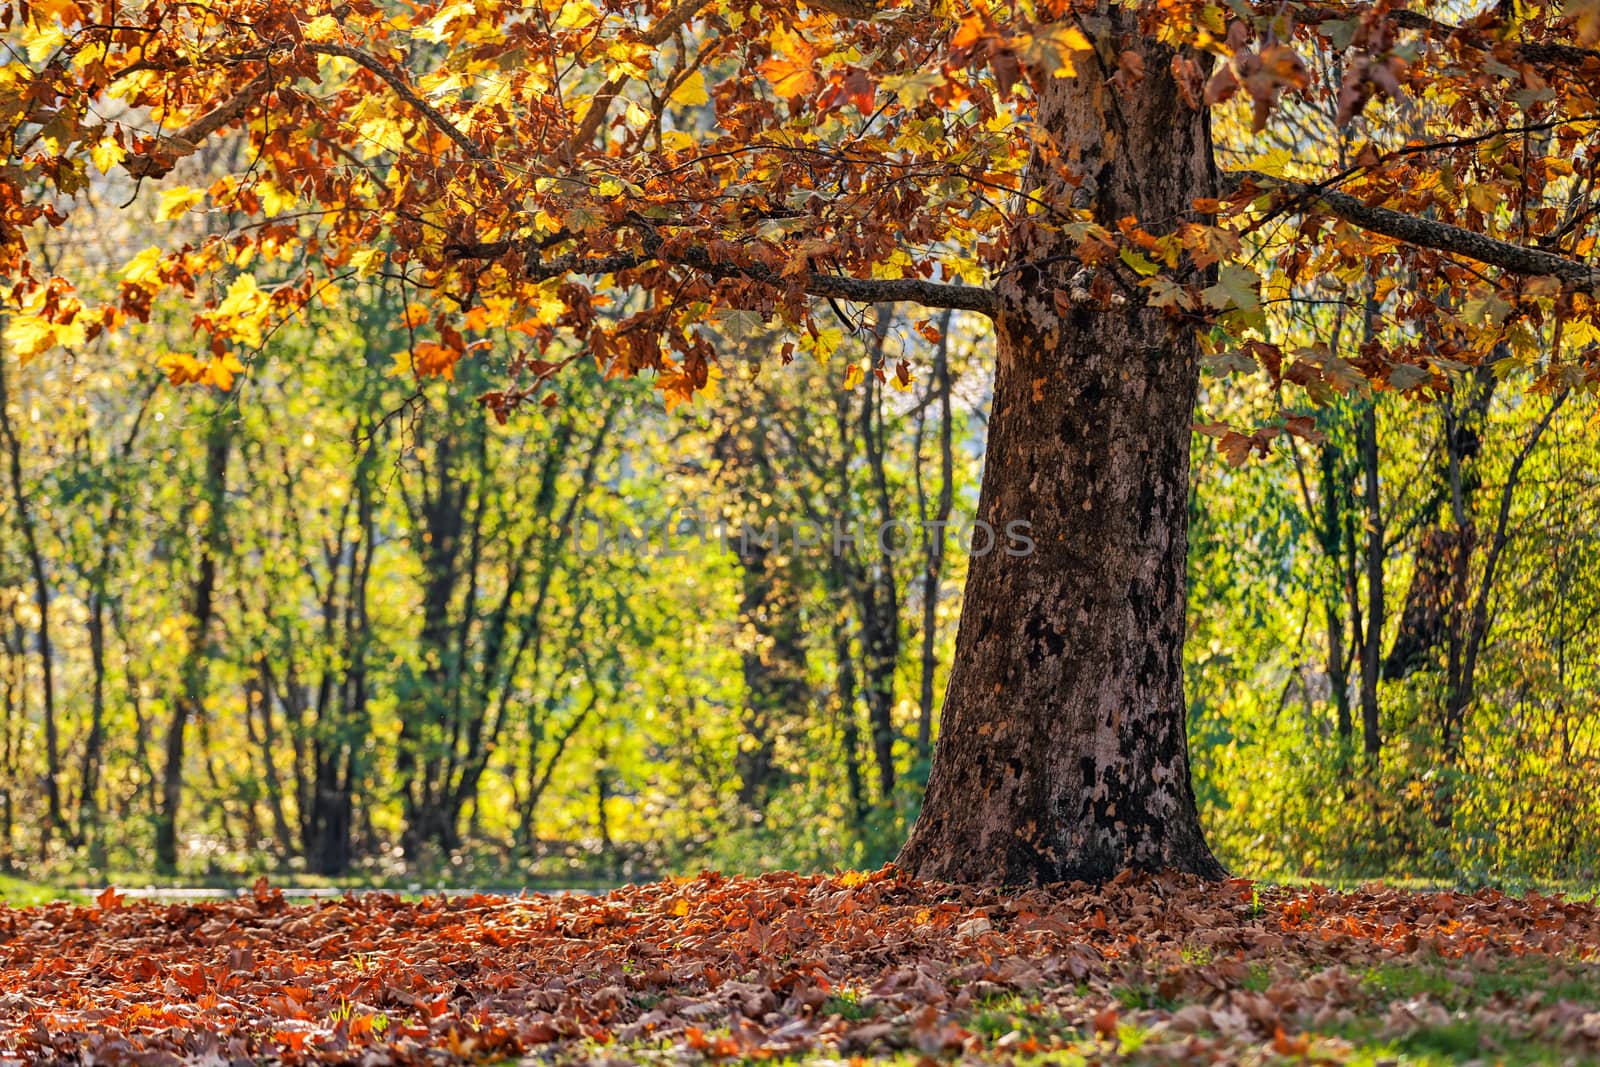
[3,311,82,363]
[1,0,1597,425]
[759,55,821,99]
[155,187,207,222]
[159,350,246,389]
[1018,23,1090,78]
[120,248,165,289]
[412,340,464,380]
[302,14,341,42]
[669,71,710,108]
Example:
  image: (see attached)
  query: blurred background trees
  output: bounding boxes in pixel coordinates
[4,195,1597,884]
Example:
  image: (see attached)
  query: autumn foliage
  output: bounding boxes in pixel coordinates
[4,0,1599,408]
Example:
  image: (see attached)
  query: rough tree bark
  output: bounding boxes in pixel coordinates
[899,16,1224,884]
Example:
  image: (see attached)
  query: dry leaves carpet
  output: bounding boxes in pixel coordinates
[2,869,1599,1065]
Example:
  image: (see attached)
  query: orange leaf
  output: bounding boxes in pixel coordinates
[760,55,820,98]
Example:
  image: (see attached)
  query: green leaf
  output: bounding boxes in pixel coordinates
[1119,247,1160,277]
[1202,263,1263,326]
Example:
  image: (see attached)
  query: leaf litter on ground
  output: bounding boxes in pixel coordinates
[2,868,1598,1065]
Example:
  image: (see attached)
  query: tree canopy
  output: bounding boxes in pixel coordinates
[4,0,1597,411]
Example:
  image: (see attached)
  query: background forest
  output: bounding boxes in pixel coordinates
[4,27,1599,893]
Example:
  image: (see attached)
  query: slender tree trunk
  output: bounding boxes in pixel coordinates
[734,540,809,808]
[247,663,296,859]
[0,617,20,867]
[900,18,1223,883]
[916,319,955,765]
[1318,438,1353,748]
[859,372,901,802]
[155,419,231,873]
[831,559,868,824]
[1357,401,1383,761]
[78,589,108,861]
[0,359,64,844]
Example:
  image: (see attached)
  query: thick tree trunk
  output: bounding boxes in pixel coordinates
[899,19,1223,884]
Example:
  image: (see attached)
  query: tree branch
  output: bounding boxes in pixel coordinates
[307,43,486,162]
[448,238,996,313]
[1385,9,1600,70]
[1230,171,1600,291]
[564,0,712,158]
[123,66,277,178]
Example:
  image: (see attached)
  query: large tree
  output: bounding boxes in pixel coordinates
[3,0,1597,883]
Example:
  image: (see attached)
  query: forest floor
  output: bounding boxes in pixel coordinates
[1,869,1598,1066]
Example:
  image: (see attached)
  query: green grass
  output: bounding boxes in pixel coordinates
[1328,1018,1580,1066]
[0,873,90,906]
[1361,956,1600,1010]
[822,989,877,1021]
[965,992,1079,1043]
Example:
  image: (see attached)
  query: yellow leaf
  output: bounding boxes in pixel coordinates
[303,14,341,42]
[121,246,164,288]
[1022,23,1090,78]
[22,21,66,64]
[803,326,843,365]
[213,274,270,346]
[349,95,412,156]
[208,353,246,390]
[1240,148,1292,178]
[1120,247,1160,276]
[553,0,596,30]
[623,99,651,128]
[3,314,59,363]
[1465,183,1500,212]
[156,186,206,221]
[258,180,297,217]
[843,363,864,389]
[670,70,710,108]
[348,248,384,277]
[216,274,266,321]
[89,137,124,173]
[415,0,476,42]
